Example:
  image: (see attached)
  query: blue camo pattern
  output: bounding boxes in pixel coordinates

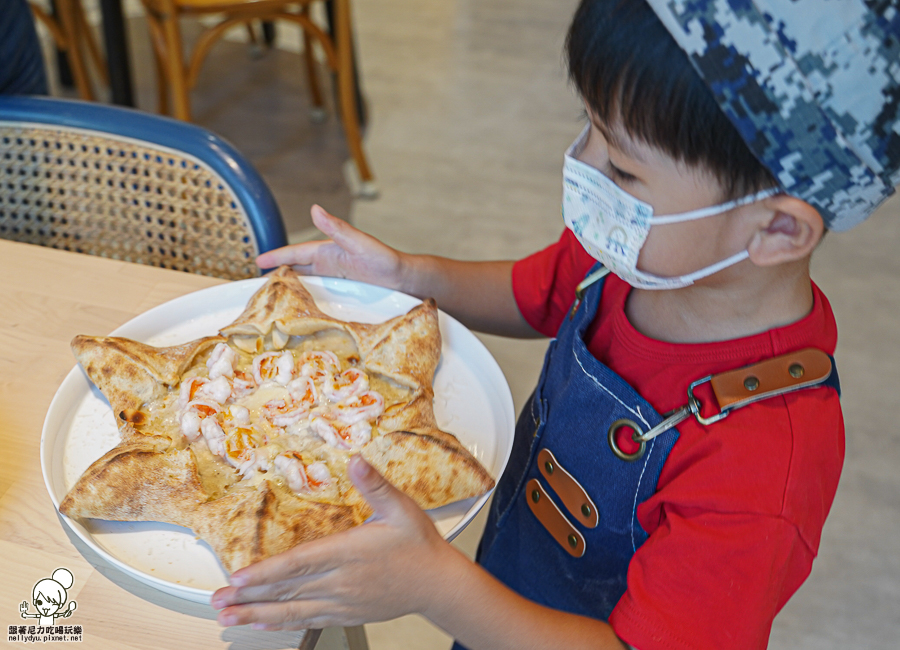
[646,0,900,230]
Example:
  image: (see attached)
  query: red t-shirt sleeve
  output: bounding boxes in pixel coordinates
[610,387,844,650]
[512,229,596,337]
[610,511,815,650]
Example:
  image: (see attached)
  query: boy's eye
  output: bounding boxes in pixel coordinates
[607,163,636,183]
[35,599,42,606]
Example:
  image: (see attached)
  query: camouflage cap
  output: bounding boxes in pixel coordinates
[646,0,900,230]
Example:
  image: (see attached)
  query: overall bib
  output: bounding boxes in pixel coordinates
[450,267,840,650]
[472,267,678,625]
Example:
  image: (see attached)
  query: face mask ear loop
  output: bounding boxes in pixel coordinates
[649,188,780,225]
[629,249,751,290]
[676,249,750,284]
[565,123,592,159]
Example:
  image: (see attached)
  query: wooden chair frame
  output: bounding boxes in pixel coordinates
[141,0,375,194]
[30,0,108,100]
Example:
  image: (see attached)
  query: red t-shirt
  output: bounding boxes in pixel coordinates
[512,229,844,650]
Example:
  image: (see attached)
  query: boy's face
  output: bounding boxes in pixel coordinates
[577,111,763,283]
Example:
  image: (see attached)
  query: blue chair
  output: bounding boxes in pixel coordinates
[0,96,287,280]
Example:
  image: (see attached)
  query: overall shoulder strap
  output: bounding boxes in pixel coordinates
[706,348,841,411]
[615,349,841,461]
[568,264,610,320]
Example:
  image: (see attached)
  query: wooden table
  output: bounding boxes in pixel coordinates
[0,240,313,649]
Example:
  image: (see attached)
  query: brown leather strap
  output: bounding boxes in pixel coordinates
[709,348,833,411]
[525,478,585,558]
[537,448,599,528]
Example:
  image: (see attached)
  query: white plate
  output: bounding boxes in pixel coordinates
[41,276,515,604]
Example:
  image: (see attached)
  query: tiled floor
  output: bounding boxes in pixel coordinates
[43,1,900,648]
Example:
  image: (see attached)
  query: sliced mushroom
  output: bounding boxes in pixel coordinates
[271,325,290,350]
[232,335,262,354]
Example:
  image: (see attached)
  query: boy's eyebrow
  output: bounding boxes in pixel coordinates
[591,117,647,164]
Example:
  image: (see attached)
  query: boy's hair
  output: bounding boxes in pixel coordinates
[566,0,776,199]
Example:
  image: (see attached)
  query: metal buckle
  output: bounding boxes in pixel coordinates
[607,418,647,462]
[608,375,732,462]
[686,375,730,426]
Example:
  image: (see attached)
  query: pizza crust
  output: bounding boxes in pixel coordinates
[59,267,495,573]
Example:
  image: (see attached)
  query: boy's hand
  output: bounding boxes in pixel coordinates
[256,205,407,292]
[211,455,451,631]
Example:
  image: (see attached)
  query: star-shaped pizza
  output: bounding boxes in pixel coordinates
[59,267,495,573]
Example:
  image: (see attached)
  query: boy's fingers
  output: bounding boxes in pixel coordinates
[309,205,348,241]
[226,528,360,589]
[213,571,325,609]
[348,455,416,520]
[310,205,380,256]
[217,600,324,629]
[256,242,327,269]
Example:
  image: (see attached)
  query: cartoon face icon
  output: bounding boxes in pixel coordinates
[22,568,76,625]
[32,579,66,617]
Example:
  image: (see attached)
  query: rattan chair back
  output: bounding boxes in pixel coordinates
[0,96,286,280]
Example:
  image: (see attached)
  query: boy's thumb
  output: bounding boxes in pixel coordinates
[310,205,368,254]
[310,205,345,239]
[348,454,406,518]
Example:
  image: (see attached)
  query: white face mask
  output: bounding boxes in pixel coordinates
[562,125,778,290]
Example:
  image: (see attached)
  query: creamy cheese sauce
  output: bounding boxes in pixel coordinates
[150,329,412,500]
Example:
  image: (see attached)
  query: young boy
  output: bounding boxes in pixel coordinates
[211,1,900,648]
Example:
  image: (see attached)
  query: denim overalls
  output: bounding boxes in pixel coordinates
[471,267,678,628]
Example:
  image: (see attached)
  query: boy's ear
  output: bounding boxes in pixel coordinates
[747,195,824,267]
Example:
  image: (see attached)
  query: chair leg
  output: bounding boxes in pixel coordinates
[72,0,109,86]
[343,626,370,650]
[157,5,192,121]
[262,20,276,46]
[297,629,322,650]
[332,0,376,196]
[304,626,370,650]
[301,8,326,123]
[152,40,170,115]
[245,21,258,45]
[143,10,171,115]
[55,0,96,100]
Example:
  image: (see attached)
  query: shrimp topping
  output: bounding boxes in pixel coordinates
[224,426,267,477]
[200,416,227,457]
[177,376,207,411]
[217,404,251,434]
[179,398,221,441]
[287,376,318,405]
[253,351,295,386]
[310,415,373,450]
[180,411,203,441]
[274,452,332,492]
[207,342,236,380]
[333,391,384,425]
[321,367,369,403]
[180,342,389,478]
[194,375,232,405]
[263,397,309,427]
[297,350,340,383]
[230,369,257,400]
